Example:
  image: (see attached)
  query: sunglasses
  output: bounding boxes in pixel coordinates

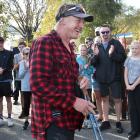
[85,41,93,44]
[101,31,110,34]
[66,5,85,13]
[23,53,29,55]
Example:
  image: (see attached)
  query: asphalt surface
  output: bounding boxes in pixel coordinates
[0,98,140,140]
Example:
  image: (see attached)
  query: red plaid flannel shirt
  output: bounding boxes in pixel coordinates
[30,30,84,140]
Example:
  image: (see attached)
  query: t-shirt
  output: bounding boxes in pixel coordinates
[14,53,22,80]
[102,41,108,50]
[124,57,140,84]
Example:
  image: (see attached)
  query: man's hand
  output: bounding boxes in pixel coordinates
[0,67,4,75]
[92,44,99,55]
[73,97,95,116]
[109,45,115,56]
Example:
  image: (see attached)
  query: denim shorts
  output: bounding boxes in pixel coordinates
[92,80,100,91]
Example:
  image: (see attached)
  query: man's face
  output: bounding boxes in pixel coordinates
[18,45,25,52]
[85,40,93,48]
[0,42,4,50]
[100,27,111,41]
[62,16,84,39]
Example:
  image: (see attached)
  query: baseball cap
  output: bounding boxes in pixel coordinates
[55,4,93,22]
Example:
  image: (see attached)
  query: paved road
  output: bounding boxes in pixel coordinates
[0,98,140,140]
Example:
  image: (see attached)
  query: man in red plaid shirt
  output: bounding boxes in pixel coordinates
[30,3,94,140]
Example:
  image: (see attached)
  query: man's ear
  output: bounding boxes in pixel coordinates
[59,18,64,25]
[60,17,68,26]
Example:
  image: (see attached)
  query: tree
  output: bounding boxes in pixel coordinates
[0,1,8,38]
[113,6,140,39]
[4,0,47,42]
[35,0,62,37]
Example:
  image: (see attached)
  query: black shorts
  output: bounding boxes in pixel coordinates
[0,82,12,97]
[99,81,122,99]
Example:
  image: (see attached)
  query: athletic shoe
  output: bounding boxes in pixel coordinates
[100,121,111,131]
[0,118,4,126]
[116,122,123,133]
[7,118,14,127]
[87,120,92,129]
[23,120,29,130]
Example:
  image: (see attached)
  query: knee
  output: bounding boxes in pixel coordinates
[102,96,109,103]
[95,94,101,101]
[6,97,12,103]
[94,91,101,100]
[114,98,121,104]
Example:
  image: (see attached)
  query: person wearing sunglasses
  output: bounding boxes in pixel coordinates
[18,47,31,130]
[91,24,126,133]
[30,3,95,140]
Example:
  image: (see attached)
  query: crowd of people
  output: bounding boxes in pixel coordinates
[0,3,140,140]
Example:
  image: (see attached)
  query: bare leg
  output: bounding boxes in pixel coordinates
[6,97,12,115]
[94,90,103,119]
[102,96,109,121]
[114,98,122,122]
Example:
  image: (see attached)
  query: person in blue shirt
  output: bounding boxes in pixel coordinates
[76,44,94,128]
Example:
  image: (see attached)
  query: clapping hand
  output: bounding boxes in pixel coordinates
[109,45,115,56]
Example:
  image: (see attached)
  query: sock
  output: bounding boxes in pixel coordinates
[0,114,3,119]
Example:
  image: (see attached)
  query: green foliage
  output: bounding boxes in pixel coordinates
[63,0,122,41]
[0,1,8,38]
[35,0,63,37]
[113,6,140,40]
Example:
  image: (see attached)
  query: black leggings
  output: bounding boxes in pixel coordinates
[22,91,31,116]
[45,123,74,140]
[13,80,21,101]
[128,85,140,132]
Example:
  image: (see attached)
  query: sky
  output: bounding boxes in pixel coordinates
[123,0,140,9]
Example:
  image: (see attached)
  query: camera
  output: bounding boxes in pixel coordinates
[95,31,100,36]
[95,27,100,37]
